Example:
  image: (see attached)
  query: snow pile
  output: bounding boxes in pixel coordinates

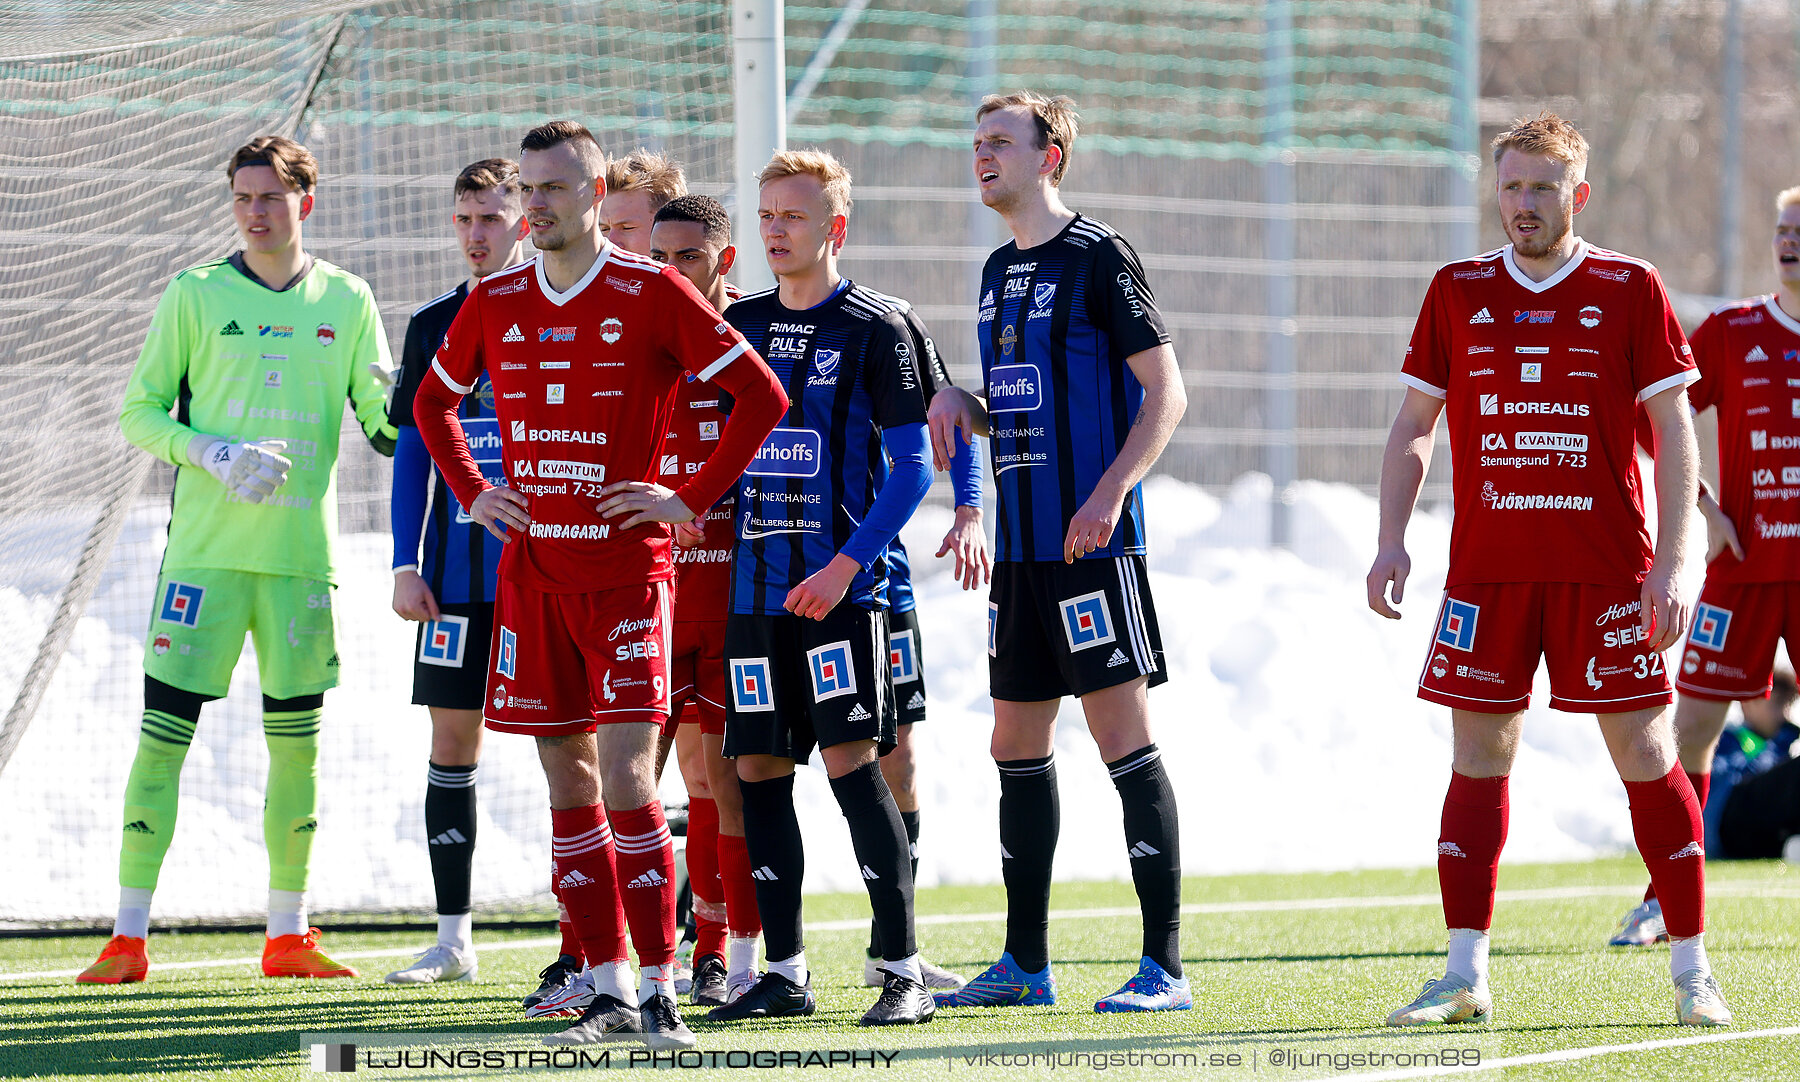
[1,476,1672,920]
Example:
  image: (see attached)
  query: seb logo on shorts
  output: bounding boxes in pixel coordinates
[747,428,821,478]
[1690,604,1732,652]
[609,615,661,661]
[731,658,774,713]
[1436,598,1479,652]
[889,629,919,684]
[808,641,858,701]
[419,615,469,667]
[1059,591,1116,652]
[496,626,518,678]
[987,364,1042,414]
[160,582,205,627]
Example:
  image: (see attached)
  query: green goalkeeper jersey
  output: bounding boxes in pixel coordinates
[120,255,396,584]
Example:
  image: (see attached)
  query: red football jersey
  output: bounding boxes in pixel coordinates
[664,371,734,622]
[1401,241,1698,587]
[1688,296,1800,584]
[421,246,753,593]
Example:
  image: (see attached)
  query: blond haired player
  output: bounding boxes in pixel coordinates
[1368,112,1729,1027]
[81,135,396,984]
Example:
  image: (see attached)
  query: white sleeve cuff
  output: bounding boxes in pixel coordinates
[1638,368,1700,403]
[392,564,419,575]
[696,340,748,382]
[431,358,476,395]
[1398,372,1448,400]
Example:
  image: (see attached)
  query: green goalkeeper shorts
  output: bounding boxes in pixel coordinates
[142,567,340,699]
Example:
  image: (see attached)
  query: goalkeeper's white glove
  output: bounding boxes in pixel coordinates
[187,435,292,504]
[370,361,399,414]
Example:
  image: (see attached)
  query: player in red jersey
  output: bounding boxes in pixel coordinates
[1609,185,1800,948]
[413,121,786,1048]
[1368,113,1730,1027]
[649,194,760,1007]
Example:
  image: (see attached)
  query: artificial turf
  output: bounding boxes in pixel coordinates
[3,858,1797,1080]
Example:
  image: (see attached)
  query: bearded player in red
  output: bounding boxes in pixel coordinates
[1608,185,1800,948]
[413,121,785,1048]
[1368,112,1731,1028]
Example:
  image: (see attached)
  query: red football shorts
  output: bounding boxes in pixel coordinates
[1418,582,1673,714]
[669,618,727,736]
[484,577,673,736]
[1675,578,1800,701]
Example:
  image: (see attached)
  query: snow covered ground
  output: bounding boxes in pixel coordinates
[0,474,1704,922]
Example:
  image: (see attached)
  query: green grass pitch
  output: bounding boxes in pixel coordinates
[4,858,1798,1080]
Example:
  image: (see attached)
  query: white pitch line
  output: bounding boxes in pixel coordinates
[1334,1025,1800,1081]
[5,882,1792,983]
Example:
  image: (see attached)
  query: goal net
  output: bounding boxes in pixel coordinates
[0,0,732,928]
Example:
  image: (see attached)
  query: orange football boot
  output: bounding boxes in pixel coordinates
[262,927,358,978]
[77,935,148,984]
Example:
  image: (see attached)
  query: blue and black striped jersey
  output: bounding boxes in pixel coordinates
[725,281,931,614]
[389,282,503,604]
[978,214,1170,563]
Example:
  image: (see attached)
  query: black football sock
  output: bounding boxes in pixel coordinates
[870,809,922,957]
[737,774,806,964]
[832,761,916,962]
[997,754,1058,974]
[425,761,478,916]
[1108,744,1182,977]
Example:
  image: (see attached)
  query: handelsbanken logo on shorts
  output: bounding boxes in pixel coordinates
[889,629,918,684]
[987,364,1042,414]
[495,626,517,678]
[419,615,469,668]
[1436,598,1479,652]
[159,581,205,627]
[1690,604,1732,652]
[746,427,821,478]
[1059,591,1116,652]
[731,658,774,712]
[808,641,858,701]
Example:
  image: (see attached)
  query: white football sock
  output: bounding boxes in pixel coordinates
[437,912,472,951]
[592,959,634,1004]
[114,887,153,939]
[639,962,676,1004]
[1445,928,1490,993]
[267,889,307,938]
[884,952,922,985]
[768,950,807,986]
[1670,934,1711,980]
[727,935,759,981]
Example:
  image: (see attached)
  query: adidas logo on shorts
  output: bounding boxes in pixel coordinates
[1670,841,1704,860]
[1437,841,1467,858]
[1106,648,1130,668]
[751,866,779,881]
[1127,841,1161,858]
[846,702,872,722]
[627,869,668,888]
[123,820,153,834]
[503,323,525,343]
[558,869,595,889]
[906,691,925,710]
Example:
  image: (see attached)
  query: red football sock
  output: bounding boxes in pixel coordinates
[1437,772,1509,931]
[685,797,729,961]
[550,805,627,966]
[716,831,763,938]
[611,801,677,968]
[1625,766,1706,938]
[1644,771,1709,903]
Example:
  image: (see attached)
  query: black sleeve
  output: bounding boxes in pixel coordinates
[1090,235,1171,363]
[865,313,930,428]
[388,311,432,428]
[898,307,955,395]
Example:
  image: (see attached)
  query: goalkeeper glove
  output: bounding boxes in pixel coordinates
[370,361,399,415]
[187,435,292,504]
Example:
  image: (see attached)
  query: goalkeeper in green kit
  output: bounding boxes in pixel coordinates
[79,136,397,983]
